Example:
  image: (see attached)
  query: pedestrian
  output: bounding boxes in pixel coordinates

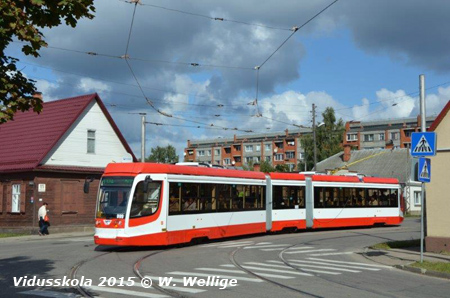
[38,202,49,236]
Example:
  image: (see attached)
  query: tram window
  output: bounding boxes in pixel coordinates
[273,186,305,209]
[130,181,161,218]
[168,182,266,215]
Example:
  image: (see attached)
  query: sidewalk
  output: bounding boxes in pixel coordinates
[363,246,450,279]
[0,230,94,244]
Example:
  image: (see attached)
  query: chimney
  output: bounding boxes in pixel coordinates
[33,92,43,100]
[187,140,191,147]
[285,129,289,136]
[343,145,352,162]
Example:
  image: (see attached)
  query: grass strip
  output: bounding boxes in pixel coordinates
[410,261,450,274]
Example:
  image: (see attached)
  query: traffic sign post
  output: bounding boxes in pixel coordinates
[418,158,431,183]
[411,132,436,157]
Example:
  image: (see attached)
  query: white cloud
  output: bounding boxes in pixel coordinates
[78,78,111,95]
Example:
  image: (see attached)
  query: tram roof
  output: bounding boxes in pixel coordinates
[269,172,399,184]
[104,163,267,180]
[104,163,399,185]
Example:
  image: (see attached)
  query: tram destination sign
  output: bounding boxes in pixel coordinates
[411,132,436,157]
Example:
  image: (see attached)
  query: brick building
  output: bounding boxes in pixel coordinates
[0,93,136,231]
[343,116,436,150]
[184,128,311,170]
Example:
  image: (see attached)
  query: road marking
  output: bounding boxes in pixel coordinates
[244,261,295,269]
[286,246,314,251]
[255,242,272,245]
[19,290,80,298]
[196,267,247,274]
[241,265,313,276]
[285,261,361,273]
[167,271,263,283]
[297,268,341,275]
[243,244,290,249]
[284,249,336,255]
[87,286,169,298]
[219,243,256,248]
[308,252,354,256]
[261,248,285,251]
[219,264,296,279]
[287,260,380,271]
[307,258,392,269]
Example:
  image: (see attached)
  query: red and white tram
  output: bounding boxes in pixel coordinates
[93,163,403,246]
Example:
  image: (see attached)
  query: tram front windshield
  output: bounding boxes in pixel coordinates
[96,176,134,219]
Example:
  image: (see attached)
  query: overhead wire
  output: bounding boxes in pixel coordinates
[120,0,292,31]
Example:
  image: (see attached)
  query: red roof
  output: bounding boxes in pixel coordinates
[429,100,450,131]
[0,93,136,173]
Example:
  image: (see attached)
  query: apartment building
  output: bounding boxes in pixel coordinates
[184,128,311,170]
[343,116,436,150]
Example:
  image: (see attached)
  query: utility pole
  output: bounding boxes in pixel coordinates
[419,74,426,262]
[140,113,146,162]
[312,104,317,170]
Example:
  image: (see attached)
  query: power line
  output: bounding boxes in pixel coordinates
[125,1,139,55]
[12,40,254,71]
[258,0,339,69]
[120,0,292,32]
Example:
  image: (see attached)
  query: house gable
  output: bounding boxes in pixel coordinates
[41,100,133,168]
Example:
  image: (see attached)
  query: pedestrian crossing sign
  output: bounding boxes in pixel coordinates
[418,157,431,183]
[411,132,436,156]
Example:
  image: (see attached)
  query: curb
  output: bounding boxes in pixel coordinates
[395,264,450,280]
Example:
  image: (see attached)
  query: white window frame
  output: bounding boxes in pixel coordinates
[347,133,357,141]
[256,145,261,152]
[206,150,211,156]
[87,129,96,154]
[12,184,20,213]
[253,156,261,163]
[364,134,374,142]
[286,152,295,159]
[274,153,284,161]
[245,145,253,152]
[214,149,220,156]
[197,150,205,157]
[299,152,305,160]
[379,133,385,141]
[265,156,271,162]
[414,191,421,206]
[265,144,271,151]
[245,156,252,163]
[223,158,231,165]
[391,132,399,140]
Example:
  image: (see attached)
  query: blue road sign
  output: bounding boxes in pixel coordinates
[418,157,431,183]
[411,132,436,157]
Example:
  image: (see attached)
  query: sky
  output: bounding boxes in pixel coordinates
[6,0,450,160]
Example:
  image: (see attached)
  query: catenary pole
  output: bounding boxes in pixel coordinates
[419,74,426,263]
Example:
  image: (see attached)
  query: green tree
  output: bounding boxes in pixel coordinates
[0,0,96,124]
[275,164,290,172]
[300,107,344,170]
[146,145,179,163]
[259,161,275,172]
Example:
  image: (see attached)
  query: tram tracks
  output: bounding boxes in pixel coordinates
[70,247,187,298]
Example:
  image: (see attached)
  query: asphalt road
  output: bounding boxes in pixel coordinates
[1,218,449,298]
